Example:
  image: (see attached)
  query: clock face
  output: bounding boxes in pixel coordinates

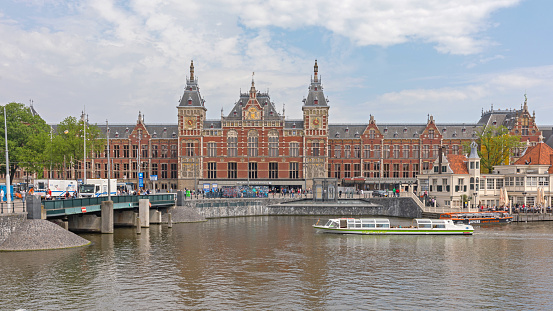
[246,107,259,120]
[185,117,194,129]
[311,116,321,128]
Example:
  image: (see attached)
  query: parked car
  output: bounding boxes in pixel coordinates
[373,190,388,197]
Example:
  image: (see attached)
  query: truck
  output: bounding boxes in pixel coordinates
[33,179,78,198]
[79,179,117,197]
[117,182,135,195]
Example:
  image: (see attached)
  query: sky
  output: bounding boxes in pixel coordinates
[1,0,552,126]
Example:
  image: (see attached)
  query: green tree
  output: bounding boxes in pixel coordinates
[0,102,51,182]
[48,116,104,179]
[463,125,523,174]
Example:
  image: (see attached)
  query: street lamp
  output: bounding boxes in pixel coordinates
[522,191,528,211]
[473,192,478,212]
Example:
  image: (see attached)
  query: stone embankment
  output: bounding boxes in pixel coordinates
[0,214,90,251]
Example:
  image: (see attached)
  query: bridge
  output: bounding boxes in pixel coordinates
[25,194,177,233]
[42,194,176,217]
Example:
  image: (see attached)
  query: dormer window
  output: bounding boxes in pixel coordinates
[210,123,214,129]
[442,128,446,133]
[355,132,360,138]
[413,132,419,138]
[452,132,457,137]
[384,128,388,133]
[345,127,349,133]
[492,121,497,125]
[172,132,176,138]
[239,101,243,106]
[234,111,237,116]
[462,128,466,133]
[270,111,273,116]
[264,101,267,106]
[393,132,398,138]
[314,87,318,91]
[125,127,129,134]
[188,96,192,105]
[115,131,119,138]
[335,132,340,138]
[163,127,167,133]
[293,123,296,129]
[153,131,157,138]
[314,96,318,105]
[403,127,407,133]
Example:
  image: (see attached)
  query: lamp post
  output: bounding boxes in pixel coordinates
[522,191,527,212]
[106,120,111,201]
[82,109,88,185]
[473,192,478,212]
[4,106,12,211]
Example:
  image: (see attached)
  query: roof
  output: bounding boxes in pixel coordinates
[513,142,553,167]
[446,154,469,174]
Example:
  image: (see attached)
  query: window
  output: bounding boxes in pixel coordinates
[334,164,341,179]
[403,145,409,158]
[289,162,299,179]
[539,177,549,186]
[335,145,341,158]
[269,162,278,179]
[113,163,120,178]
[161,145,168,158]
[123,145,129,158]
[152,163,158,176]
[403,164,409,178]
[248,162,257,179]
[412,163,419,177]
[312,142,320,156]
[269,131,279,157]
[132,145,138,158]
[248,133,259,157]
[208,142,217,157]
[228,162,237,179]
[344,145,351,158]
[393,163,400,178]
[113,145,120,158]
[354,164,361,177]
[487,178,494,190]
[496,179,504,189]
[383,164,390,178]
[433,145,439,158]
[123,163,129,178]
[383,145,390,159]
[364,145,371,158]
[452,145,459,155]
[515,177,524,186]
[374,145,381,158]
[171,163,178,178]
[527,176,537,187]
[152,145,158,158]
[208,162,216,178]
[422,145,429,158]
[354,145,361,158]
[171,145,177,158]
[227,131,237,157]
[429,129,435,139]
[344,164,351,178]
[369,129,375,139]
[142,144,148,158]
[186,143,194,157]
[161,163,168,179]
[393,145,400,158]
[289,142,299,157]
[413,145,419,158]
[373,161,380,171]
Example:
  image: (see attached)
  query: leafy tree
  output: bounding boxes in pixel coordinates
[48,116,104,179]
[463,125,523,174]
[0,102,51,182]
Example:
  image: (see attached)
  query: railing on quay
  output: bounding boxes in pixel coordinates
[42,194,176,212]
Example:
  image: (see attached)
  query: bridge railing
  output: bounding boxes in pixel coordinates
[43,194,176,211]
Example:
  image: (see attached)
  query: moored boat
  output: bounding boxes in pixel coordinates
[439,212,512,225]
[313,218,473,235]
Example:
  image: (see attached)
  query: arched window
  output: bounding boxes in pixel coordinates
[268,130,279,157]
[248,130,258,157]
[227,130,237,157]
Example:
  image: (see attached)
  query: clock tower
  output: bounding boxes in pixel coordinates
[302,60,329,188]
[177,60,207,190]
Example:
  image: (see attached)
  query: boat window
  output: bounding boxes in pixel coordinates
[418,224,431,228]
[376,224,390,228]
[433,224,446,228]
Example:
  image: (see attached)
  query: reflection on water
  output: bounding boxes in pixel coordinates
[1,217,553,310]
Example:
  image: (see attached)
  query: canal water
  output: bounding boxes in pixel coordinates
[1,216,553,310]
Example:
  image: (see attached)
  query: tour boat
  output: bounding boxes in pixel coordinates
[439,212,512,225]
[313,218,473,235]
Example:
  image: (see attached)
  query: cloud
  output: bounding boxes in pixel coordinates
[232,0,521,55]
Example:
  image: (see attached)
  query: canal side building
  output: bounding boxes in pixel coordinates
[32,61,549,193]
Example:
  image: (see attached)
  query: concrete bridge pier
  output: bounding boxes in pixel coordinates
[139,199,150,228]
[101,201,114,234]
[150,209,162,224]
[114,210,137,227]
[68,213,101,232]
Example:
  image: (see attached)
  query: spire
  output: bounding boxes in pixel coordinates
[190,60,194,81]
[249,72,256,99]
[523,93,528,112]
[468,141,480,159]
[138,111,142,124]
[314,59,318,82]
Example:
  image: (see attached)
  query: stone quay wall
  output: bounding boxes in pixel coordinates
[0,213,27,244]
[179,197,422,219]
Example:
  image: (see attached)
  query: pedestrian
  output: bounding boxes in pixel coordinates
[0,188,4,203]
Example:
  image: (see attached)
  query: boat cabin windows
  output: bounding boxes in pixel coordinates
[344,218,390,229]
